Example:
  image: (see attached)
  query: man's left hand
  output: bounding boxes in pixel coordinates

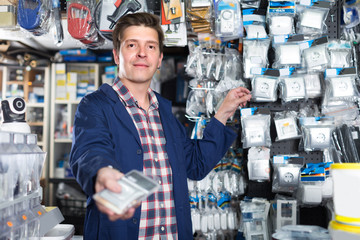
[214,87,251,125]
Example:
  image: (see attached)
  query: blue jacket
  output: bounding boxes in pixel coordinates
[70,84,237,239]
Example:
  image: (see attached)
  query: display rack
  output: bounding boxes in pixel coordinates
[48,63,105,203]
[0,65,51,175]
[0,131,64,239]
[247,0,342,168]
[1,65,50,148]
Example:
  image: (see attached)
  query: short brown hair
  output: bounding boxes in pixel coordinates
[112,12,164,54]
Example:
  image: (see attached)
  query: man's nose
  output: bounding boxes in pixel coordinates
[137,45,146,57]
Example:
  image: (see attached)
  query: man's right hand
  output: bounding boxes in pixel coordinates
[95,167,137,221]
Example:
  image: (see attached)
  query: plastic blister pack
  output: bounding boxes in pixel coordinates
[272,163,302,193]
[241,112,271,148]
[247,147,271,181]
[332,124,360,163]
[304,72,322,98]
[271,195,297,231]
[191,115,207,139]
[240,198,270,240]
[324,72,359,102]
[267,0,295,36]
[17,0,51,36]
[223,47,242,81]
[300,118,335,151]
[243,39,270,79]
[272,224,331,239]
[274,111,301,141]
[274,43,302,68]
[280,75,306,103]
[296,2,331,36]
[329,49,352,68]
[214,0,242,40]
[186,88,207,117]
[326,76,358,101]
[321,97,359,122]
[243,8,267,39]
[97,0,146,40]
[251,75,279,102]
[241,0,261,9]
[93,170,160,215]
[328,40,353,68]
[186,0,213,33]
[240,199,268,221]
[67,0,105,48]
[302,42,330,70]
[269,15,294,35]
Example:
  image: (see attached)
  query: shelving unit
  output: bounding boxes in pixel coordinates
[0,65,50,172]
[48,62,107,205]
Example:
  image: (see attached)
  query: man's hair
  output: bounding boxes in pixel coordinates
[112,12,164,54]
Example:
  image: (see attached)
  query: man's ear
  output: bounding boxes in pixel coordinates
[157,52,163,69]
[113,49,119,65]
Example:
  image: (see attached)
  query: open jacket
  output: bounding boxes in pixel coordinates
[69,83,237,240]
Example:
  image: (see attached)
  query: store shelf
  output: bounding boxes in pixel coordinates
[49,178,77,184]
[7,80,25,84]
[1,65,50,180]
[48,62,108,205]
[28,102,46,108]
[54,138,73,143]
[29,122,44,126]
[55,100,81,104]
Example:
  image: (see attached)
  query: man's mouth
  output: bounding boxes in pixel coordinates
[133,63,149,67]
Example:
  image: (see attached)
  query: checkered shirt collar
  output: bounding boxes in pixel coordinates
[112,77,159,109]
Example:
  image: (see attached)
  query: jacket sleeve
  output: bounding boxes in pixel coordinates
[177,117,237,181]
[69,94,119,197]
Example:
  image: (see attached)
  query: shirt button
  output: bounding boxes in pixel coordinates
[160,203,164,208]
[137,149,142,155]
[132,218,137,224]
[155,158,158,162]
[161,226,165,231]
[158,180,162,185]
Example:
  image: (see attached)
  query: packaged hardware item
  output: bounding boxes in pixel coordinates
[243,39,270,79]
[272,34,305,68]
[18,0,51,36]
[267,0,295,36]
[247,147,271,181]
[272,163,302,193]
[300,117,335,151]
[274,111,300,141]
[93,170,160,214]
[324,67,359,102]
[214,0,243,40]
[304,72,322,98]
[251,68,280,102]
[327,40,353,68]
[296,0,331,36]
[240,108,271,148]
[243,8,267,39]
[279,75,306,103]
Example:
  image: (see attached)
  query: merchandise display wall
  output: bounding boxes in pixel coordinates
[2,0,360,238]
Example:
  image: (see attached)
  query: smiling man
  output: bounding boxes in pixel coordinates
[70,12,251,240]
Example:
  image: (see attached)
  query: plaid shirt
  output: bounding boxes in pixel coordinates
[112,79,178,240]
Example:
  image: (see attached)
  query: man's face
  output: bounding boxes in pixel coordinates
[113,25,163,85]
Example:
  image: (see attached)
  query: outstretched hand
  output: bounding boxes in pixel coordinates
[95,167,138,221]
[214,87,251,125]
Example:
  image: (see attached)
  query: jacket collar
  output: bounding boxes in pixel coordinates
[99,83,174,145]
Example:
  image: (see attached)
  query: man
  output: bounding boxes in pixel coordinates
[70,12,251,240]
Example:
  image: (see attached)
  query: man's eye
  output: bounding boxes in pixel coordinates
[128,43,136,48]
[148,45,156,50]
